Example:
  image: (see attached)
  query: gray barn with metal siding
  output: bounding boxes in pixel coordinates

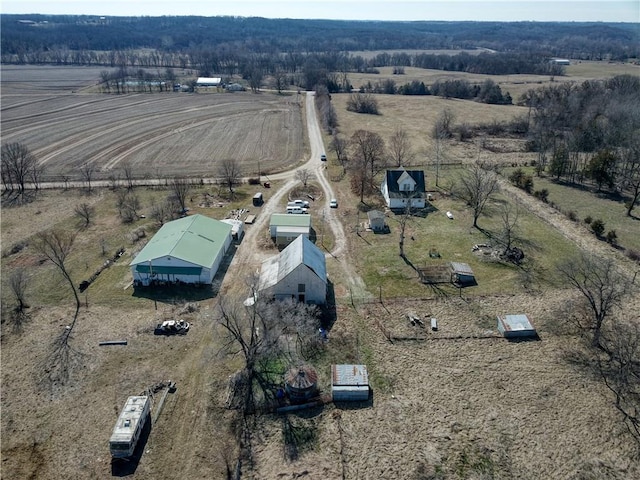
[258,235,327,304]
[332,364,370,401]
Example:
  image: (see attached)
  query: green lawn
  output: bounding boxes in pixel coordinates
[341,167,582,300]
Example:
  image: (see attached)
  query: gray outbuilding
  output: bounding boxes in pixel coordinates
[497,314,537,338]
[450,262,476,286]
[258,235,327,304]
[367,210,387,232]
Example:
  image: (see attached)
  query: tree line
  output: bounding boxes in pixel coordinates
[520,74,640,216]
[2,14,637,67]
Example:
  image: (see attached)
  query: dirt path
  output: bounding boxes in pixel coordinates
[498,177,639,278]
[221,92,369,300]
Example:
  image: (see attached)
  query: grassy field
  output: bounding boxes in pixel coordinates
[331,167,582,300]
[502,166,640,254]
[0,181,285,308]
[2,62,639,480]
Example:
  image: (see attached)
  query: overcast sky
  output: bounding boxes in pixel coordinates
[1,0,638,22]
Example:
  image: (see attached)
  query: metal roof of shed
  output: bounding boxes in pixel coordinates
[270,213,312,228]
[130,214,231,268]
[498,314,535,333]
[332,364,369,386]
[450,262,474,276]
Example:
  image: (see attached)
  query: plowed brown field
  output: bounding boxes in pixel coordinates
[1,66,305,180]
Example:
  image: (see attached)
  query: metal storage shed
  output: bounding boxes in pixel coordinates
[450,262,476,285]
[497,314,537,338]
[129,214,232,286]
[269,214,312,247]
[332,364,370,401]
[367,210,386,232]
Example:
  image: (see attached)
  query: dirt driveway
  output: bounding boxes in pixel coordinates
[221,92,368,301]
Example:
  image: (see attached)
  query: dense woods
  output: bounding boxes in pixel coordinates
[516,74,640,215]
[2,15,637,71]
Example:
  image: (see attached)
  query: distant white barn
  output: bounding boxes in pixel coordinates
[196,77,222,87]
[258,235,327,304]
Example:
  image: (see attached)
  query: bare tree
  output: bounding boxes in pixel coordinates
[74,203,94,229]
[61,171,72,191]
[79,162,96,193]
[457,160,499,228]
[597,318,640,443]
[295,168,313,187]
[116,190,141,223]
[216,290,319,412]
[217,159,242,197]
[1,142,39,197]
[350,130,386,203]
[499,203,520,254]
[121,161,135,190]
[431,109,455,188]
[8,268,30,314]
[621,140,640,217]
[150,198,173,226]
[398,200,413,258]
[169,177,191,213]
[248,67,263,93]
[330,132,349,173]
[388,127,415,167]
[274,69,288,94]
[558,253,632,349]
[34,230,80,316]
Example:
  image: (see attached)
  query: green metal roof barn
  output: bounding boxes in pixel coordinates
[130,214,232,286]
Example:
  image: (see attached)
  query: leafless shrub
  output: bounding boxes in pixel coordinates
[74,202,94,229]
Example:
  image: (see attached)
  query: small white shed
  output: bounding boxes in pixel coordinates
[497,314,537,339]
[367,210,386,232]
[331,364,370,401]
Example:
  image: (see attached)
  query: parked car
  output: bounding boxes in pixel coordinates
[288,199,310,208]
[330,199,338,208]
[286,206,308,214]
[154,319,190,335]
[320,154,327,161]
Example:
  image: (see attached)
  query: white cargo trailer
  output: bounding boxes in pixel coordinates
[109,396,151,458]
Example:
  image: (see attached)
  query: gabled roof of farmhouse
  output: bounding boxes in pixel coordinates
[384,168,426,194]
[130,214,232,268]
[260,235,326,290]
[269,214,312,228]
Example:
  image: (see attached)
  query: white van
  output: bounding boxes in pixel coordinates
[286,206,308,214]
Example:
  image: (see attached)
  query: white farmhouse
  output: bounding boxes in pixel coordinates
[381,168,426,209]
[258,235,327,304]
[129,214,232,286]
